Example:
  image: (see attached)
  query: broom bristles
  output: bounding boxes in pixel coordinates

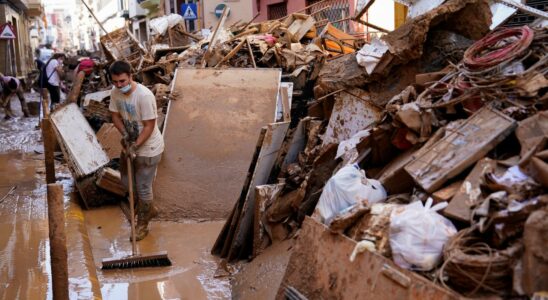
[101,251,171,270]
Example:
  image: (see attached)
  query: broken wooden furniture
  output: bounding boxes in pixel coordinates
[404,107,516,193]
[100,27,148,70]
[50,104,122,207]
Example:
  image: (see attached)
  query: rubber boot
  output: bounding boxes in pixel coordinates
[132,201,158,241]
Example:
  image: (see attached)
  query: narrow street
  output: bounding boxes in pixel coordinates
[1,0,547,299]
[0,94,231,299]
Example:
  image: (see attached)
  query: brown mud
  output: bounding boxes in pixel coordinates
[84,206,231,299]
[0,93,259,299]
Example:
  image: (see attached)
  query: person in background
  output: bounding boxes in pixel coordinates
[0,74,30,119]
[43,53,65,108]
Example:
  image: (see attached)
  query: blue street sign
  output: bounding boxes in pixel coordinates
[181,3,198,20]
[215,4,229,18]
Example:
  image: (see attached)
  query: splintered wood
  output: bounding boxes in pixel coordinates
[404,107,516,193]
[96,167,125,197]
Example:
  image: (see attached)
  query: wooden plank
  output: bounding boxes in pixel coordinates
[154,68,281,220]
[202,6,230,67]
[322,90,382,146]
[41,118,56,184]
[276,217,459,300]
[95,167,125,197]
[50,103,110,178]
[283,14,315,42]
[281,118,308,170]
[228,122,290,261]
[212,128,267,257]
[431,180,463,204]
[96,123,122,160]
[67,71,85,104]
[276,82,293,122]
[442,158,497,222]
[404,107,516,193]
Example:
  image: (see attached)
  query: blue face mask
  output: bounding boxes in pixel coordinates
[118,83,132,94]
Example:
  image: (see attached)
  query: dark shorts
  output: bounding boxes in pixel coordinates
[46,83,60,104]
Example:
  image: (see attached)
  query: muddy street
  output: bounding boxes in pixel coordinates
[0,94,232,299]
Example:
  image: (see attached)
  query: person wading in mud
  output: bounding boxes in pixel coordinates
[0,74,30,119]
[108,60,164,241]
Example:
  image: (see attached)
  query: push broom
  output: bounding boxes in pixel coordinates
[102,153,171,269]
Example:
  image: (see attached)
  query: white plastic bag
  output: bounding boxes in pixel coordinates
[149,14,184,36]
[389,198,457,271]
[316,164,386,224]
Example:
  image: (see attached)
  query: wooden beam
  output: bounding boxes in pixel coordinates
[214,38,247,68]
[67,71,85,104]
[42,117,56,184]
[47,183,69,300]
[354,0,376,20]
[202,6,230,67]
[246,37,257,68]
[354,18,390,33]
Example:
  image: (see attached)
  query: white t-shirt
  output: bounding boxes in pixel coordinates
[109,83,164,157]
[45,59,61,86]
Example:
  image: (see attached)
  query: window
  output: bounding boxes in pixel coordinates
[268,2,287,20]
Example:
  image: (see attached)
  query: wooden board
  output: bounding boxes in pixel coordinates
[404,107,516,193]
[227,122,290,261]
[322,90,381,146]
[50,103,110,178]
[276,217,459,300]
[281,118,308,170]
[154,68,281,220]
[212,128,267,257]
[96,123,122,160]
[443,158,497,222]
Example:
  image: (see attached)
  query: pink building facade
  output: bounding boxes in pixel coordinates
[253,0,356,21]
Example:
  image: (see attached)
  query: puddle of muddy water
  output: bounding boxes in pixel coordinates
[1,95,232,300]
[85,206,231,300]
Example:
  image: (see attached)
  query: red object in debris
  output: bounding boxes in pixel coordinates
[462,97,484,114]
[464,26,534,70]
[77,58,95,75]
[256,34,277,46]
[392,128,413,150]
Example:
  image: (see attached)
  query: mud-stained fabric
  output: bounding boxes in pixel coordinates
[109,83,164,157]
[120,152,162,202]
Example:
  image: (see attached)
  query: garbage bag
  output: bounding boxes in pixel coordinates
[150,14,184,36]
[389,198,457,271]
[316,164,386,224]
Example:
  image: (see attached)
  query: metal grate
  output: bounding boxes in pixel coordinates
[306,0,352,32]
[504,0,548,26]
[268,2,288,20]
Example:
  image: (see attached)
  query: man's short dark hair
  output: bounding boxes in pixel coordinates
[7,78,17,90]
[109,60,132,76]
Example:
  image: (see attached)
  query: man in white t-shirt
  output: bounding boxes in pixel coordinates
[108,60,164,241]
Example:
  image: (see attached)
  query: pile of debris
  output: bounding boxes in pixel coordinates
[210,1,547,298]
[80,6,357,130]
[65,0,547,297]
